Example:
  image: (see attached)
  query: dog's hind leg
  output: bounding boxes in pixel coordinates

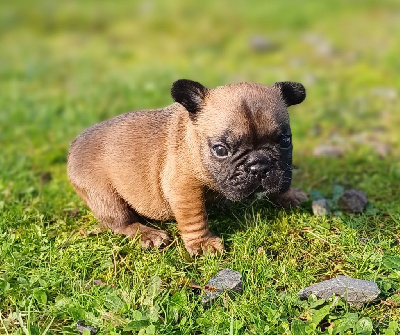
[72,184,171,248]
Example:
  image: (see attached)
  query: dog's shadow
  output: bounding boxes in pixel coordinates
[143,191,311,255]
[205,194,301,245]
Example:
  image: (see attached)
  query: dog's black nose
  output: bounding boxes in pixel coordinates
[248,162,269,176]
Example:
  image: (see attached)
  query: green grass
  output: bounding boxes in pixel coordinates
[1,0,400,334]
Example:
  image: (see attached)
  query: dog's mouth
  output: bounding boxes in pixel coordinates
[218,167,292,201]
[261,169,292,195]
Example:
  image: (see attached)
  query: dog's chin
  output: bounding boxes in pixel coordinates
[218,186,258,202]
[261,184,290,196]
[215,178,260,202]
[216,170,292,202]
[261,170,292,195]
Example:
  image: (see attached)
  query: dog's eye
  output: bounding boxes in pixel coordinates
[280,135,292,149]
[212,144,229,157]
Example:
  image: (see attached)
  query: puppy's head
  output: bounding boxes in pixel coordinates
[171,79,306,201]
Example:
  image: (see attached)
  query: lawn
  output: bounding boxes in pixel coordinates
[1,0,400,334]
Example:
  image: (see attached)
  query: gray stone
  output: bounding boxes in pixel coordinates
[298,275,380,306]
[370,141,391,158]
[77,321,97,334]
[39,171,52,185]
[338,189,367,213]
[351,133,391,158]
[358,237,379,245]
[249,35,277,52]
[371,87,397,100]
[312,199,330,216]
[303,73,317,86]
[313,145,344,158]
[202,269,242,304]
[303,33,335,58]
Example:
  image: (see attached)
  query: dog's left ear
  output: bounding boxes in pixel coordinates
[171,79,208,115]
[274,81,306,106]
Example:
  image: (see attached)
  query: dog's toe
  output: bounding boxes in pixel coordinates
[140,228,171,249]
[185,236,224,256]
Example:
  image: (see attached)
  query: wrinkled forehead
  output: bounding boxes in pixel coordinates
[199,84,290,141]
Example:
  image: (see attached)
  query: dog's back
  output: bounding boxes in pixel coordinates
[67,106,179,221]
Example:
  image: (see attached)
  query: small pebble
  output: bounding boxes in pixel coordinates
[358,237,379,245]
[371,87,397,100]
[40,171,52,185]
[202,269,242,305]
[249,35,276,52]
[77,321,97,335]
[298,275,380,306]
[312,199,330,216]
[338,189,367,213]
[370,142,391,158]
[313,145,344,158]
[351,133,391,158]
[303,33,335,58]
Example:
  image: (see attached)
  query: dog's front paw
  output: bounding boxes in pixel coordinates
[139,226,171,249]
[274,187,308,209]
[184,235,224,256]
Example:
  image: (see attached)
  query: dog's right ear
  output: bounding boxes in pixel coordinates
[171,79,208,116]
[274,81,306,107]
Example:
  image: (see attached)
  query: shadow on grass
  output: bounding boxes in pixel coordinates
[206,194,302,248]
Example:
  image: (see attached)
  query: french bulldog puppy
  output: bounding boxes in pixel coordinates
[67,79,306,256]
